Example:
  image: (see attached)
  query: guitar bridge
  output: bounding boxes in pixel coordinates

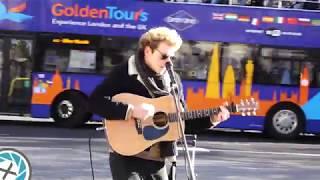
[134,118,143,134]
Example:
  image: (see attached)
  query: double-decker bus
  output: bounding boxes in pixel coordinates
[0,0,319,139]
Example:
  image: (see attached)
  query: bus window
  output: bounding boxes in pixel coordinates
[0,39,3,95]
[316,63,320,87]
[68,50,96,73]
[100,37,137,74]
[255,47,320,87]
[174,41,212,80]
[220,43,255,82]
[9,39,32,79]
[42,48,97,73]
[301,61,319,87]
[317,68,320,87]
[43,48,69,72]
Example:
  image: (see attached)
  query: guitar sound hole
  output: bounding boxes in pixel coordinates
[153,112,168,128]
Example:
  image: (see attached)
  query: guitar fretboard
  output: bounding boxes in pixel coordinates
[168,105,234,122]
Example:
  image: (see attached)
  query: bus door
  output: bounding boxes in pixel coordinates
[0,36,33,114]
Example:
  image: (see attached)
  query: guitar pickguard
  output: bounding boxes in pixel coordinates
[143,126,169,140]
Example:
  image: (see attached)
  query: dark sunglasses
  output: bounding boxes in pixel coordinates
[154,49,176,61]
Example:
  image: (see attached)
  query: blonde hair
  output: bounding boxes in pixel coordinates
[138,27,183,52]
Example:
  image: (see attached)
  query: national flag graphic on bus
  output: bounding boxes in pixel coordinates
[262,16,274,23]
[251,18,259,26]
[298,18,311,26]
[224,13,238,21]
[275,17,284,24]
[287,18,298,25]
[211,12,320,28]
[238,16,250,22]
[312,19,320,26]
[212,13,225,20]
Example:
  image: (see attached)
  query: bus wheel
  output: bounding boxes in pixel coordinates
[265,102,305,140]
[51,90,91,128]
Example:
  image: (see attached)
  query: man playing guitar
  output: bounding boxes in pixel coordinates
[89,26,230,180]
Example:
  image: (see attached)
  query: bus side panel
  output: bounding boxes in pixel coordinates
[30,71,320,134]
[306,120,320,134]
[302,91,320,133]
[216,116,265,131]
[31,71,105,118]
[31,104,50,118]
[182,80,320,132]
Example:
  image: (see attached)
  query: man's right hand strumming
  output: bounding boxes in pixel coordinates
[129,103,155,120]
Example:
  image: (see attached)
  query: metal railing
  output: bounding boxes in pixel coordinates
[163,0,320,9]
[163,0,233,4]
[8,77,30,97]
[278,0,320,9]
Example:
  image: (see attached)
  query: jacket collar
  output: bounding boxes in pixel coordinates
[128,55,138,76]
[127,55,172,92]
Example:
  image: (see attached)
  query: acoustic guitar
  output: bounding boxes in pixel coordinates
[104,93,258,156]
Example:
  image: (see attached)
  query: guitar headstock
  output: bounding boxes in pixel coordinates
[227,98,259,116]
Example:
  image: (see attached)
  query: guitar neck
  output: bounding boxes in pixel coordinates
[168,104,236,122]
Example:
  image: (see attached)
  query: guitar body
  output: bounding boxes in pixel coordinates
[105,93,184,156]
[104,93,259,156]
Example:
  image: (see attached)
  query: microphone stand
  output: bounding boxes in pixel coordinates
[166,62,196,180]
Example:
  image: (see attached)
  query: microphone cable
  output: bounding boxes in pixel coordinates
[88,126,105,180]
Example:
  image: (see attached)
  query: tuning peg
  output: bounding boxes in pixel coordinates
[241,112,246,116]
[246,99,250,105]
[252,111,256,116]
[240,99,244,104]
[247,112,251,116]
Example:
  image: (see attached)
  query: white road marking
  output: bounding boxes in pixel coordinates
[193,147,320,157]
[2,136,320,157]
[0,115,102,124]
[177,147,210,152]
[0,115,54,122]
[0,136,106,142]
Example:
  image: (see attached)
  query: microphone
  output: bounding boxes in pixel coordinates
[165,61,176,85]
